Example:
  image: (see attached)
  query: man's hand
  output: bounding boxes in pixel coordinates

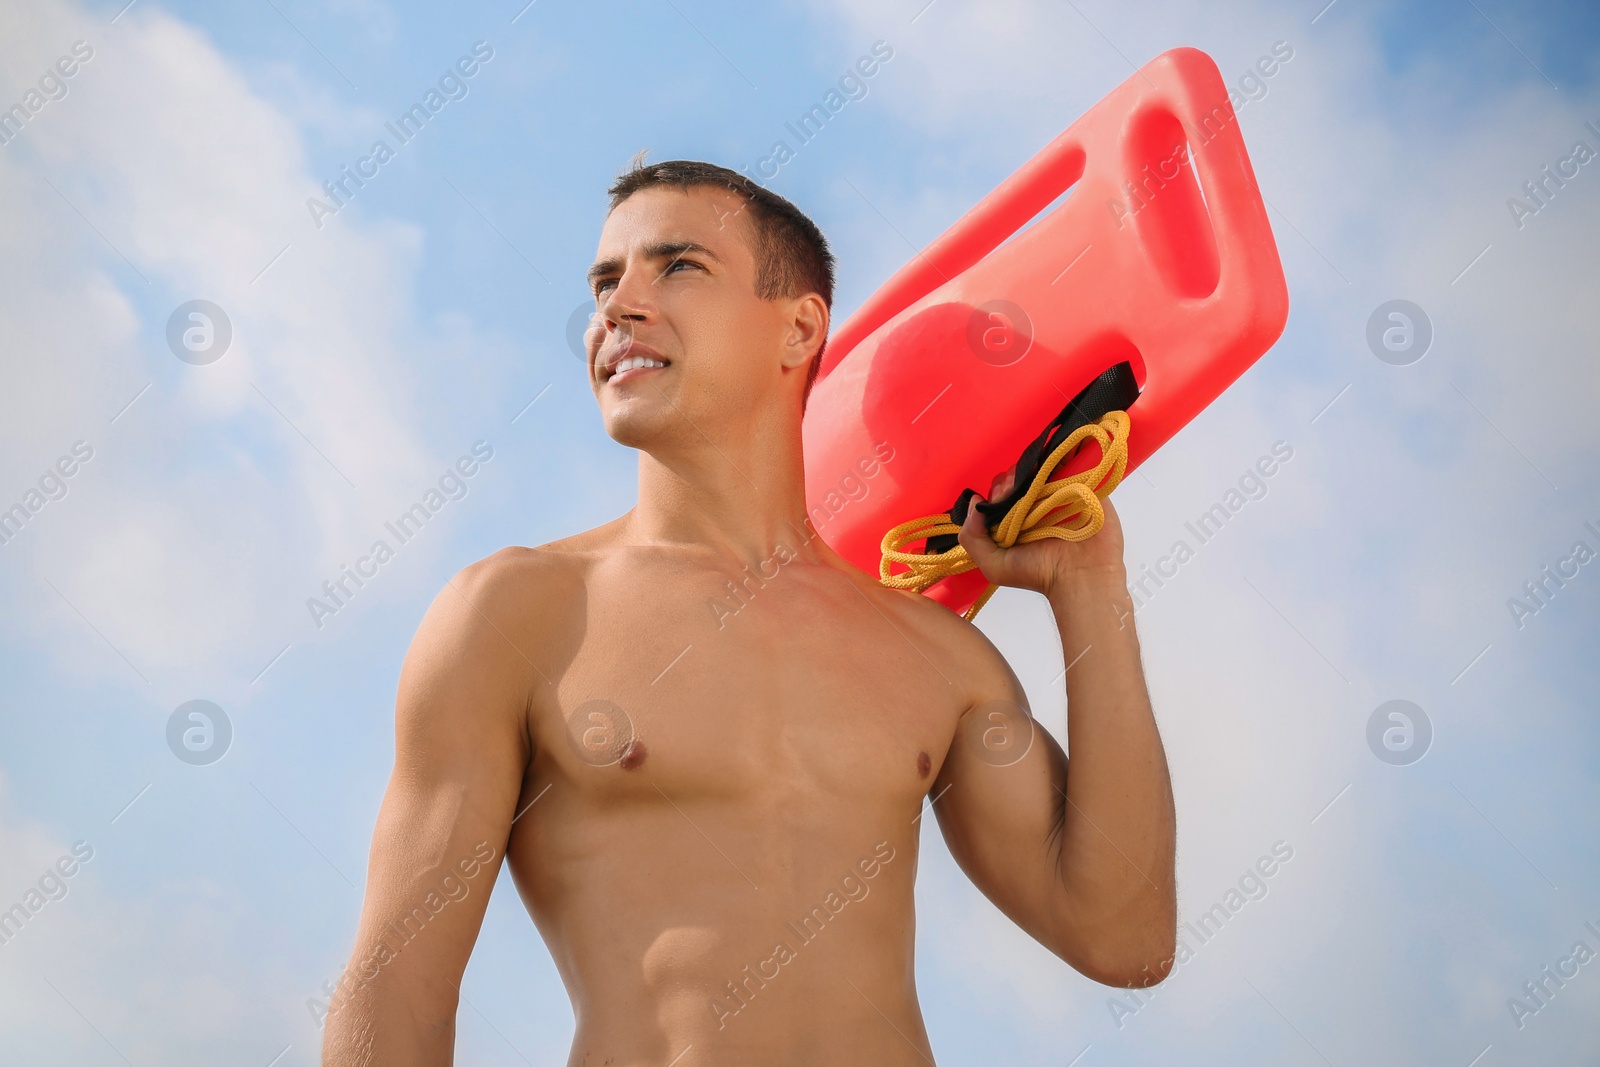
[954,466,1126,594]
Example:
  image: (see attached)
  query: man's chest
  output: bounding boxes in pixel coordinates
[532,558,969,809]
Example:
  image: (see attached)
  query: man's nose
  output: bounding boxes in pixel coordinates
[600,266,655,330]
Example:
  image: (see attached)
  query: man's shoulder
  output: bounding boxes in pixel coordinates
[448,537,600,623]
[454,514,626,594]
[394,544,583,724]
[457,542,578,590]
[867,576,1017,698]
[430,522,626,665]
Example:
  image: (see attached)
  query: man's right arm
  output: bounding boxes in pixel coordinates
[322,551,543,1066]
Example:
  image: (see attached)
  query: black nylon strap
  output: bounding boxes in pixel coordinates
[924,361,1141,555]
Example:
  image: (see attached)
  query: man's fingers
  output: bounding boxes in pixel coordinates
[957,496,1004,577]
[989,465,1017,500]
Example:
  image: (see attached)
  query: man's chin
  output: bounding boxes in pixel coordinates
[602,404,677,450]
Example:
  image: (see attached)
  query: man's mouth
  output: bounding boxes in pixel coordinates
[601,343,672,384]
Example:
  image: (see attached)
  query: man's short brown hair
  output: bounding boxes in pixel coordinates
[606,155,836,408]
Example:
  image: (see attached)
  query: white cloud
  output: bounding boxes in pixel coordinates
[0,1,498,694]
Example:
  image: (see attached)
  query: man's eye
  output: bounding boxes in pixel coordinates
[594,260,698,296]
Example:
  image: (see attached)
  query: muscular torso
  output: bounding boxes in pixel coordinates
[497,522,991,1065]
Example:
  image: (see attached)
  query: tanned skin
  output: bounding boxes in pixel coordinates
[321,183,1176,1066]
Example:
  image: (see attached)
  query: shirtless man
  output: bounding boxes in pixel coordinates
[321,159,1176,1066]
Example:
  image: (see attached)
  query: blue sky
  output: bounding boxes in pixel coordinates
[0,0,1597,1064]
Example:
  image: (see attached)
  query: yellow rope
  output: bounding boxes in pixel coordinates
[878,411,1131,621]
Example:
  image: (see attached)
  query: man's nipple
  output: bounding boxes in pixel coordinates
[620,739,648,771]
[917,751,931,779]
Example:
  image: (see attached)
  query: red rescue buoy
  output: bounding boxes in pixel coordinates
[802,47,1290,616]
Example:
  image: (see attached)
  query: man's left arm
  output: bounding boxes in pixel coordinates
[933,492,1176,987]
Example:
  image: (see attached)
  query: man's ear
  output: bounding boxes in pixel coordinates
[780,293,829,372]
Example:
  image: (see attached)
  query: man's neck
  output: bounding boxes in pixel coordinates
[629,424,829,572]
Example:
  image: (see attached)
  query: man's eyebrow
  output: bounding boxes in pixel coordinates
[650,240,722,267]
[586,241,723,290]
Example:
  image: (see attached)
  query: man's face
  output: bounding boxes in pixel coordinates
[584,186,818,450]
